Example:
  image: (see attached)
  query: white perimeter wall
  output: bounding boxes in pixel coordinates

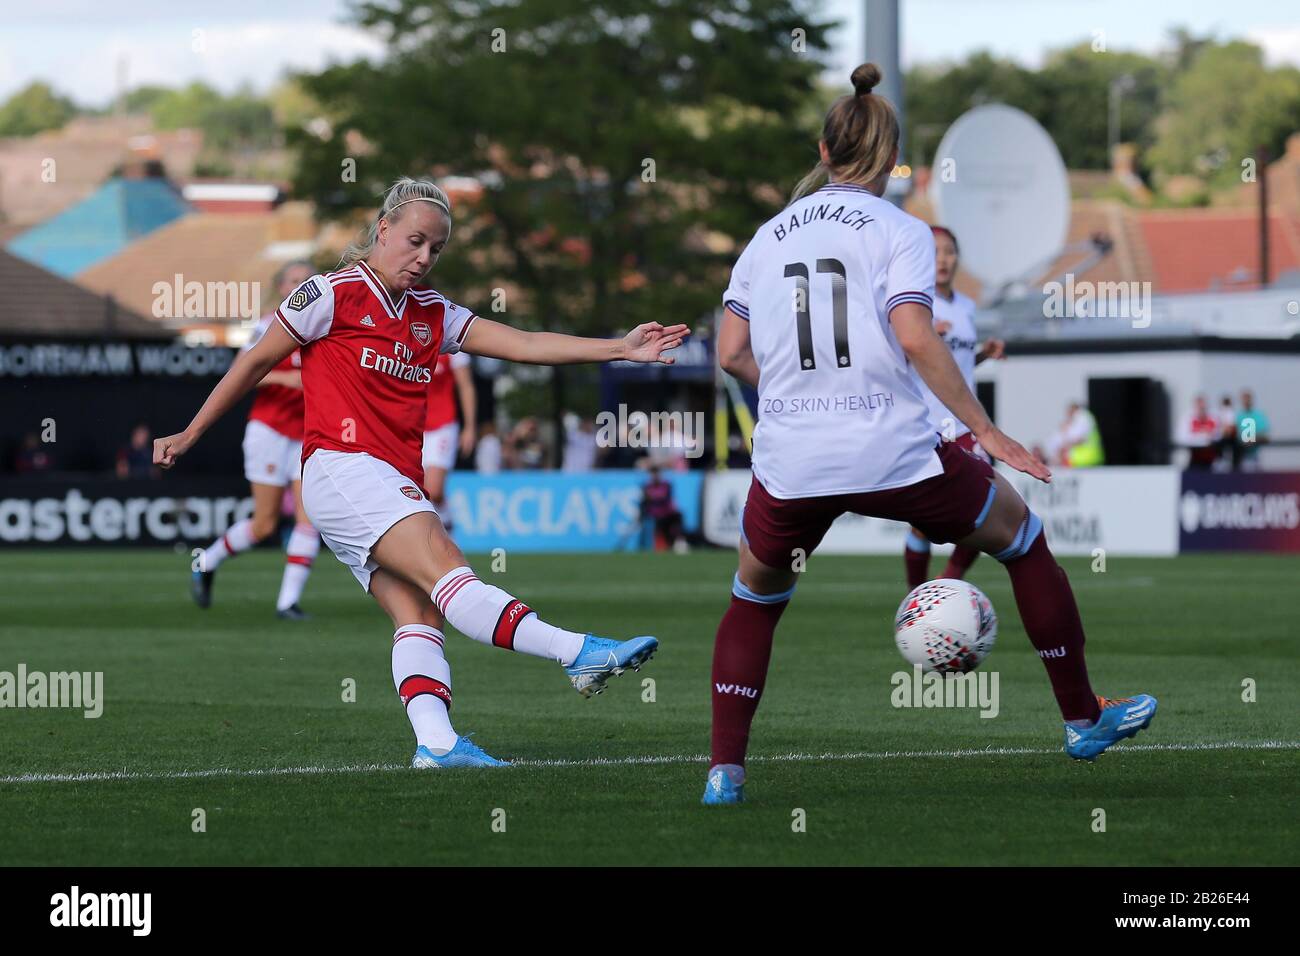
[975,350,1300,469]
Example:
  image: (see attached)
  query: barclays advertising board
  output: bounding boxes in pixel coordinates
[443,470,702,552]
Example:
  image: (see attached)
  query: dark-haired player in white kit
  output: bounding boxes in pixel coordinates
[705,64,1156,805]
[902,225,1006,590]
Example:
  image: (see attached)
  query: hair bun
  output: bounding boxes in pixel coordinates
[851,63,882,97]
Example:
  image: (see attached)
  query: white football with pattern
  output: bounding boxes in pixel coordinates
[893,578,998,674]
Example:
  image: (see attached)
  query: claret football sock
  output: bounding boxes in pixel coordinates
[276,524,318,611]
[200,518,255,571]
[941,544,980,580]
[710,575,793,768]
[903,532,931,589]
[392,625,458,753]
[1001,532,1100,724]
[431,566,586,663]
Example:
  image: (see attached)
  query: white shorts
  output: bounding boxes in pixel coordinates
[421,423,460,471]
[243,419,303,487]
[301,449,435,592]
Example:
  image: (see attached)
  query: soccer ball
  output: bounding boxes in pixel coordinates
[894,578,998,674]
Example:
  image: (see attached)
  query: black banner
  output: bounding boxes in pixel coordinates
[3,338,247,476]
[0,476,251,546]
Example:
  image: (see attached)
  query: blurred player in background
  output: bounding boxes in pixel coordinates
[705,65,1156,805]
[421,351,476,533]
[902,225,1005,589]
[641,466,687,553]
[191,261,319,620]
[155,178,686,768]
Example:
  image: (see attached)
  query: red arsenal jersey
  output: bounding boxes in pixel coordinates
[424,351,470,431]
[275,260,477,484]
[245,313,304,439]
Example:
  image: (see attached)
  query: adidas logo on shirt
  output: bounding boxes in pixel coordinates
[360,314,376,327]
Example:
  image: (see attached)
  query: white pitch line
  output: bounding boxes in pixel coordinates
[1,740,1296,785]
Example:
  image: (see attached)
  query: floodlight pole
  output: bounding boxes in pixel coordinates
[1258,145,1270,288]
[1108,74,1135,159]
[864,0,904,162]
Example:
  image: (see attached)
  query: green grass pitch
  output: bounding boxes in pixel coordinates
[1,547,1296,865]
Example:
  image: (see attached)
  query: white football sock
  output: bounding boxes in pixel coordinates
[392,625,458,753]
[201,518,255,571]
[276,524,319,610]
[431,565,586,664]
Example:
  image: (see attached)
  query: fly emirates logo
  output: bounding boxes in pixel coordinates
[359,341,432,384]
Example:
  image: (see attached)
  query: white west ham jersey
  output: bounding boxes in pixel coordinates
[723,183,942,498]
[916,290,979,439]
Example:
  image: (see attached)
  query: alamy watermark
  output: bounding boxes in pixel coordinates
[152,274,261,321]
[50,886,150,935]
[1043,275,1152,329]
[0,664,103,718]
[890,665,999,719]
[595,405,706,459]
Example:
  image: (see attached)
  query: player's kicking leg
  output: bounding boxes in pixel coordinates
[370,512,657,698]
[370,569,507,768]
[955,467,1157,760]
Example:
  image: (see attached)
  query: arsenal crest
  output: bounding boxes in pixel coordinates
[399,485,423,500]
[410,321,432,346]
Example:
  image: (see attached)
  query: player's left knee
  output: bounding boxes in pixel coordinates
[992,510,1043,563]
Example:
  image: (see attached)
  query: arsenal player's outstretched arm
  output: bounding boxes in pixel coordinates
[461,316,690,366]
[153,320,299,469]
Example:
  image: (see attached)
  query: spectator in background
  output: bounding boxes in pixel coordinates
[1235,389,1270,471]
[640,415,689,472]
[1179,395,1219,470]
[1045,401,1104,468]
[116,423,158,479]
[641,465,687,553]
[1214,395,1237,472]
[561,413,598,472]
[599,411,647,469]
[14,432,54,474]
[475,421,502,474]
[505,417,546,470]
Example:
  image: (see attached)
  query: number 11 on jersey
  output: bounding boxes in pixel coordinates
[785,259,850,371]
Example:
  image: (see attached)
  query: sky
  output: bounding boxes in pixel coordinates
[1,0,1298,107]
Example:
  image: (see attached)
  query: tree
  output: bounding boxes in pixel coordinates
[905,52,1044,166]
[1036,44,1166,172]
[120,85,172,116]
[147,82,225,131]
[0,81,78,137]
[906,45,1167,172]
[289,0,835,343]
[1148,41,1300,189]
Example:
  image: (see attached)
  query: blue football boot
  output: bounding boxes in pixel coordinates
[412,736,510,768]
[191,568,214,609]
[702,764,745,806]
[1064,694,1157,760]
[564,635,658,698]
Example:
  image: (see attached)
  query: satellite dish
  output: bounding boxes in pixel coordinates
[929,104,1070,294]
